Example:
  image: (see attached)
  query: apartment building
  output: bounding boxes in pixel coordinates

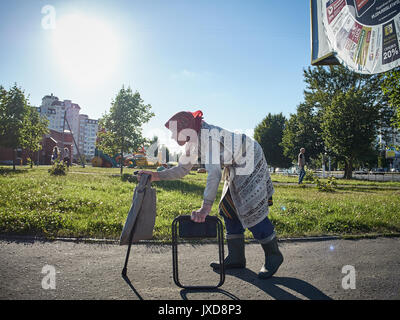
[377,126,400,148]
[79,114,98,159]
[377,126,400,170]
[39,94,98,160]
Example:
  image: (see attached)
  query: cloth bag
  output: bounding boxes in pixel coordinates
[120,174,156,245]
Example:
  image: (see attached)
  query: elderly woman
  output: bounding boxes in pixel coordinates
[138,110,283,279]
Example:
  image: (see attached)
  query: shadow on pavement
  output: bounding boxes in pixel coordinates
[217,268,332,300]
[122,274,144,300]
[180,288,240,300]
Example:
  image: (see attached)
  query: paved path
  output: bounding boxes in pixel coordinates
[273,181,400,189]
[0,237,399,300]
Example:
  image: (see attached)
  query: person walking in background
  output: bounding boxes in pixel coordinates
[63,147,70,168]
[298,147,306,184]
[51,146,60,164]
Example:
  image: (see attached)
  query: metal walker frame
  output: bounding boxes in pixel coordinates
[171,215,225,289]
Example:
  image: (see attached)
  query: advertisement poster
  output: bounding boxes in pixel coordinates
[311,0,339,65]
[322,0,400,73]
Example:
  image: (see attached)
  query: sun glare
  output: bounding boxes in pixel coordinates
[52,13,120,86]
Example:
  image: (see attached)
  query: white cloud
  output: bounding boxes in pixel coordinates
[170,69,216,81]
[170,69,199,80]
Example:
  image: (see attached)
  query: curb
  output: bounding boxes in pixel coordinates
[1,233,399,245]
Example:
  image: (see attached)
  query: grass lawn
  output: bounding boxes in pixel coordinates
[1,166,400,240]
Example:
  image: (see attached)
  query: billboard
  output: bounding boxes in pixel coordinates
[311,0,400,74]
[386,147,400,159]
[311,0,340,65]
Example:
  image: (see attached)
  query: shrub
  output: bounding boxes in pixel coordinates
[48,160,67,176]
[120,173,136,183]
[27,157,34,167]
[304,168,315,182]
[313,176,337,192]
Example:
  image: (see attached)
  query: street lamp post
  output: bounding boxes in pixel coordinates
[328,155,331,176]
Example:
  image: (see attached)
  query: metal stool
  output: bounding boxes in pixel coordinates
[171,215,225,289]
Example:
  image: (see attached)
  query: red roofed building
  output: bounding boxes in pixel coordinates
[0,129,73,165]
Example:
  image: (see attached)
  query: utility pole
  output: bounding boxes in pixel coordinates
[64,112,85,168]
[62,110,66,161]
[328,156,331,176]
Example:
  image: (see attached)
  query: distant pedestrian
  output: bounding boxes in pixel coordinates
[51,146,60,164]
[298,147,306,184]
[63,147,70,168]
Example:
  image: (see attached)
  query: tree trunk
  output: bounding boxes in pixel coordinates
[344,158,353,179]
[12,149,16,171]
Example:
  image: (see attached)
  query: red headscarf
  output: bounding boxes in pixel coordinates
[164,110,204,133]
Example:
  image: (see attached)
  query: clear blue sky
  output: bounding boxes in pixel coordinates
[0,0,312,151]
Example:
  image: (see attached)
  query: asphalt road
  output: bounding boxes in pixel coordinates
[0,237,399,300]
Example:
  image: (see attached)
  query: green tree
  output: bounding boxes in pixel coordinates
[302,65,385,178]
[281,102,325,167]
[254,113,292,169]
[0,84,30,170]
[381,67,400,129]
[96,86,154,175]
[322,90,379,179]
[20,107,49,168]
[377,100,396,147]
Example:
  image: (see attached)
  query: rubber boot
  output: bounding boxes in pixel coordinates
[258,236,284,279]
[210,237,246,270]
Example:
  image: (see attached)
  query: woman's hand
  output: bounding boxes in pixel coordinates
[191,202,212,223]
[137,170,160,183]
